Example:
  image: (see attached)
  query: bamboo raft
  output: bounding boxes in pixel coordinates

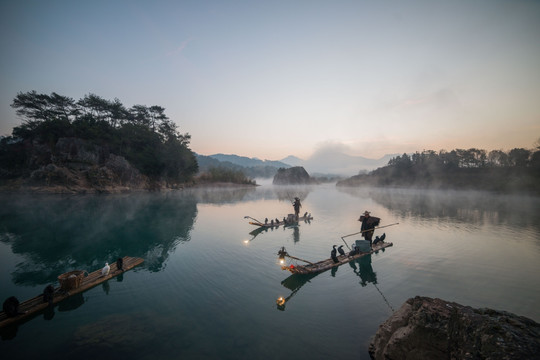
[0,256,144,329]
[280,241,393,275]
[247,214,313,229]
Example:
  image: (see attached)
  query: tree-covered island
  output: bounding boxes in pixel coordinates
[0,91,253,193]
[337,147,540,194]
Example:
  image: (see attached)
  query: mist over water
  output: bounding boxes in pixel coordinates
[1,185,539,359]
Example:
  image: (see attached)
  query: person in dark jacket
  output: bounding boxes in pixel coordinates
[293,197,302,220]
[358,211,380,248]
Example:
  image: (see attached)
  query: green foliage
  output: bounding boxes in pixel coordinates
[198,167,255,185]
[0,136,28,177]
[3,90,198,183]
[338,147,540,194]
[118,123,164,176]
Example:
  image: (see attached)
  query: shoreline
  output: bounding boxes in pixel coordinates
[0,181,258,195]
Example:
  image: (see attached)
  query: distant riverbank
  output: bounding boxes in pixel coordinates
[337,150,540,195]
[0,178,258,195]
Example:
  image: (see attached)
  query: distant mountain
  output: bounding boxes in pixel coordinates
[195,153,290,179]
[196,151,398,179]
[280,151,398,176]
[280,155,304,167]
[209,153,290,169]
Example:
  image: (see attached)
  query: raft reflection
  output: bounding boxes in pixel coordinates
[245,220,309,243]
[276,254,380,311]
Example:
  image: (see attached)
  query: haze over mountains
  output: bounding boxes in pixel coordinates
[197,149,397,177]
[281,149,397,176]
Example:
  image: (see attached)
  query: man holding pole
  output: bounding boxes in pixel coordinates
[358,211,380,248]
[293,197,302,220]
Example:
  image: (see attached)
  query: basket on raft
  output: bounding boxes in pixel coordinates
[58,270,86,291]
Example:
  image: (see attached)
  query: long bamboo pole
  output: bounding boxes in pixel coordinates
[341,222,399,249]
[244,215,264,225]
[285,254,315,265]
[341,222,400,239]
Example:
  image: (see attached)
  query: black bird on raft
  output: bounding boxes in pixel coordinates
[116,257,124,272]
[331,245,339,263]
[338,245,345,256]
[373,233,386,246]
[42,284,55,306]
[3,296,24,317]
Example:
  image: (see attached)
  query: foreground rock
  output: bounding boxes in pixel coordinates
[369,296,540,360]
[272,166,316,185]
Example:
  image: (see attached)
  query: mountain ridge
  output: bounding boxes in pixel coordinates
[196,151,398,177]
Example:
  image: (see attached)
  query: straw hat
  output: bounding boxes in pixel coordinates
[363,210,370,216]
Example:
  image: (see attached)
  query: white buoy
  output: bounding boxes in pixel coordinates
[102,262,110,276]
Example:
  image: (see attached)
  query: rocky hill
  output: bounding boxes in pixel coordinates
[195,153,290,179]
[272,166,316,185]
[1,91,200,193]
[0,137,171,193]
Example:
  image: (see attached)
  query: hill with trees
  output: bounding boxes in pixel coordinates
[195,153,288,179]
[337,147,540,194]
[0,91,198,192]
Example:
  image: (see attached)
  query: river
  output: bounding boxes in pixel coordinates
[1,184,539,359]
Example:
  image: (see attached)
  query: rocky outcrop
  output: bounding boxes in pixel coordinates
[369,296,540,360]
[272,166,316,185]
[0,137,159,193]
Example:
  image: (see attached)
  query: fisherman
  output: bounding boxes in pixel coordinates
[293,197,302,220]
[358,211,380,248]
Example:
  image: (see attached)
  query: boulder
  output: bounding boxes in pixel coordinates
[369,296,540,360]
[272,166,315,185]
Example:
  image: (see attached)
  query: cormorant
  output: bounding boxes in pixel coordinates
[338,245,345,256]
[43,284,55,306]
[116,257,124,272]
[3,296,22,317]
[331,245,339,263]
[373,233,386,246]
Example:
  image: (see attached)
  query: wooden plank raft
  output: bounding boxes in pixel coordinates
[0,256,144,329]
[281,241,393,275]
[249,214,314,229]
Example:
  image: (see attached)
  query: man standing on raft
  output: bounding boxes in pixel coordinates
[293,197,302,220]
[358,210,380,248]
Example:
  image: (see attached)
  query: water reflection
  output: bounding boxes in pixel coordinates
[246,222,308,244]
[277,272,319,311]
[349,255,377,286]
[239,185,314,203]
[0,192,198,285]
[0,292,88,340]
[273,187,312,203]
[277,255,383,311]
[188,186,256,204]
[293,226,300,243]
[338,187,540,238]
[58,293,86,312]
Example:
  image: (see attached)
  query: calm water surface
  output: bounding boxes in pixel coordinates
[1,184,539,359]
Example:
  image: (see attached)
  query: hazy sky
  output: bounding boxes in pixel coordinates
[1,0,539,160]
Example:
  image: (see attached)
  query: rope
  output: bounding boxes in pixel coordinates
[373,283,395,312]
